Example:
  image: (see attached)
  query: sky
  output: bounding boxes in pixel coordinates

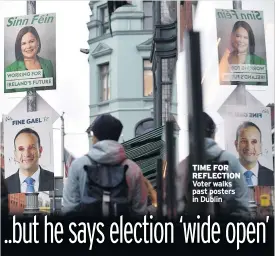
[0,1,91,176]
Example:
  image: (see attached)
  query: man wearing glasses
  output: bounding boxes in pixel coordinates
[5,128,54,194]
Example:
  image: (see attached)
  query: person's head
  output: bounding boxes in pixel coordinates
[15,26,41,61]
[90,114,123,144]
[231,21,255,55]
[202,112,216,139]
[235,121,262,167]
[14,128,42,172]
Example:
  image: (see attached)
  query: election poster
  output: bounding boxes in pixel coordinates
[223,106,273,187]
[0,121,3,172]
[3,111,54,194]
[4,13,56,93]
[216,9,268,86]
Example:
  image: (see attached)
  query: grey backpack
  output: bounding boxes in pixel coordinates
[76,154,131,217]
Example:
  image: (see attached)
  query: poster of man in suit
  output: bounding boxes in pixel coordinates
[223,106,273,186]
[3,111,54,194]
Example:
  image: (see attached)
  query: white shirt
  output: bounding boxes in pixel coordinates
[19,167,40,193]
[240,161,259,186]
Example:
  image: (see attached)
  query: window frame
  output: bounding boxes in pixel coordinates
[143,59,153,97]
[98,62,110,102]
[98,4,109,35]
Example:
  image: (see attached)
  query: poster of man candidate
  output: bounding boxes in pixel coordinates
[223,106,273,187]
[3,111,54,194]
[4,13,56,93]
[216,9,268,86]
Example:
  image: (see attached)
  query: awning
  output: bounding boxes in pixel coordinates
[122,126,165,187]
[123,126,164,149]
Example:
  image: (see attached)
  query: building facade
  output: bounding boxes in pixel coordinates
[8,193,26,215]
[87,0,155,144]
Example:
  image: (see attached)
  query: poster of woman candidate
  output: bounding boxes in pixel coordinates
[4,13,56,93]
[3,111,54,194]
[216,9,268,86]
[223,106,273,187]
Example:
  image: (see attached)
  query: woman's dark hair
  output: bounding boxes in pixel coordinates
[231,21,255,54]
[15,26,41,61]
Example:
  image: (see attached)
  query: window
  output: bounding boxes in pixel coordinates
[135,118,154,137]
[99,63,110,101]
[100,6,109,35]
[143,60,153,97]
[143,1,153,30]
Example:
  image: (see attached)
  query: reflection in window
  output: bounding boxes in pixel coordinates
[143,1,153,30]
[135,118,154,137]
[143,60,153,97]
[99,63,110,102]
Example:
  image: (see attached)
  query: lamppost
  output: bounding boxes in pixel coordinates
[50,125,86,214]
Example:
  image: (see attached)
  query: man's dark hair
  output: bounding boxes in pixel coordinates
[232,21,255,54]
[15,26,41,61]
[235,121,262,142]
[14,128,41,148]
[203,112,216,138]
[90,114,123,141]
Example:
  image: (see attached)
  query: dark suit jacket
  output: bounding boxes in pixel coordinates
[5,167,54,194]
[1,170,9,215]
[258,163,274,186]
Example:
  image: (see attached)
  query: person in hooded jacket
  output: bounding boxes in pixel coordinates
[62,114,148,216]
[176,112,250,218]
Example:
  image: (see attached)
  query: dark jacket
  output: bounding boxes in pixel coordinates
[5,167,54,194]
[258,163,274,186]
[176,138,250,217]
[1,170,9,216]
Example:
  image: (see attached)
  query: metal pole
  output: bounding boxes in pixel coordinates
[155,1,162,127]
[26,1,37,111]
[232,0,246,105]
[153,66,158,128]
[184,30,209,216]
[61,113,65,178]
[157,57,163,127]
[152,1,157,128]
[52,113,64,214]
[233,0,242,9]
[24,0,40,216]
[26,1,37,112]
[165,121,177,220]
[156,158,163,219]
[27,1,37,112]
